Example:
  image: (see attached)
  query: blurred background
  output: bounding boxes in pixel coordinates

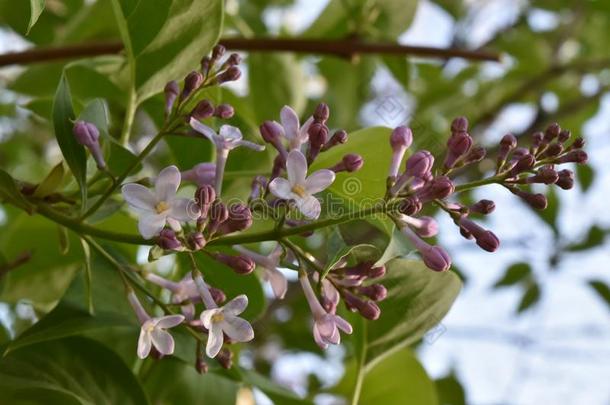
[1,0,609,404]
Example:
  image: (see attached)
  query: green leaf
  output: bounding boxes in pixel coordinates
[375,226,414,266]
[359,348,437,404]
[32,161,65,198]
[249,53,306,122]
[517,282,541,313]
[493,262,532,288]
[112,0,224,102]
[353,259,461,367]
[588,280,610,310]
[435,372,466,405]
[240,369,311,404]
[383,56,411,87]
[576,164,595,192]
[0,337,148,405]
[0,169,34,214]
[321,229,381,280]
[27,0,45,34]
[567,226,606,252]
[53,74,87,210]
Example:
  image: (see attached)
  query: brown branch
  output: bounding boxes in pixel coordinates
[0,37,500,67]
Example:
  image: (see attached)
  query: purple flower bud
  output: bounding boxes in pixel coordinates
[542,143,563,158]
[221,53,242,69]
[572,137,585,149]
[214,253,255,275]
[211,44,226,61]
[390,126,413,150]
[308,123,329,161]
[73,121,106,169]
[209,286,226,305]
[556,150,588,164]
[531,131,544,153]
[164,81,180,115]
[511,188,548,210]
[313,103,330,123]
[219,203,253,234]
[322,130,348,151]
[358,284,387,301]
[398,214,438,237]
[188,232,206,250]
[498,133,517,166]
[459,218,500,252]
[417,176,454,202]
[527,167,558,185]
[544,122,561,142]
[510,153,536,176]
[367,264,386,279]
[200,56,211,76]
[182,71,203,100]
[191,100,215,120]
[422,245,452,272]
[398,196,422,216]
[250,175,267,200]
[359,301,381,320]
[260,121,287,158]
[217,66,241,83]
[214,104,234,119]
[216,348,233,369]
[195,185,216,219]
[445,131,473,168]
[207,201,229,234]
[451,116,469,133]
[405,150,434,179]
[271,154,286,180]
[329,153,364,173]
[556,169,574,190]
[183,163,216,187]
[158,229,182,251]
[470,199,495,215]
[557,130,571,144]
[464,145,487,164]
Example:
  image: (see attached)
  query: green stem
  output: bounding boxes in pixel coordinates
[351,320,367,405]
[119,86,137,146]
[81,131,166,220]
[454,174,508,193]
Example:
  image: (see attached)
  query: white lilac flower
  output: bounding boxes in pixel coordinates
[234,244,287,299]
[268,150,335,219]
[200,294,254,358]
[299,272,352,349]
[121,165,193,239]
[279,105,313,150]
[189,119,265,195]
[127,291,184,359]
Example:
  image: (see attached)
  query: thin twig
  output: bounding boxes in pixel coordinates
[0,37,500,67]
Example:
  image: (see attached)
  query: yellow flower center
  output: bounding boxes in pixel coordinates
[291,184,307,198]
[155,201,170,213]
[145,322,155,332]
[211,312,224,323]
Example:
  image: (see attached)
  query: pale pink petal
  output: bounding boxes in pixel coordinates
[121,183,156,212]
[219,125,243,141]
[221,316,254,342]
[327,324,340,344]
[305,169,335,194]
[223,295,248,316]
[237,140,266,151]
[296,195,321,219]
[206,325,224,358]
[266,268,288,299]
[189,118,217,142]
[200,308,219,329]
[313,324,329,349]
[155,166,181,201]
[155,314,185,329]
[321,279,340,308]
[169,198,196,222]
[334,315,353,334]
[150,328,175,355]
[137,330,152,359]
[181,303,195,320]
[286,150,307,185]
[138,213,166,239]
[298,116,313,144]
[280,105,300,140]
[316,315,336,338]
[268,177,293,200]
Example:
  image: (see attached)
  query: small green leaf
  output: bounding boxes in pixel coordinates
[32,161,65,198]
[26,0,45,34]
[0,169,34,214]
[53,74,87,210]
[375,226,414,267]
[576,164,594,192]
[588,280,610,310]
[567,226,606,251]
[435,371,466,405]
[517,282,541,313]
[493,262,532,288]
[57,225,70,255]
[80,238,94,315]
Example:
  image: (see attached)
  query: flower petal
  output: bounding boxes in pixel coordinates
[313,324,329,349]
[334,315,353,334]
[266,268,288,299]
[237,140,266,151]
[122,183,156,212]
[296,195,321,219]
[316,315,336,338]
[206,325,224,358]
[200,308,220,329]
[150,328,175,355]
[286,150,307,186]
[280,105,300,140]
[221,316,254,342]
[155,165,181,202]
[268,177,293,200]
[190,118,217,142]
[138,213,166,239]
[305,169,335,194]
[298,116,313,143]
[155,314,185,329]
[137,330,152,359]
[219,125,243,141]
[170,198,196,222]
[223,294,248,316]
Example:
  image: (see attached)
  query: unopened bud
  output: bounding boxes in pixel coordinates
[451,116,469,133]
[182,71,203,100]
[200,56,211,76]
[557,130,571,144]
[459,218,500,252]
[330,153,364,173]
[417,176,454,202]
[191,100,215,120]
[216,348,233,369]
[544,122,561,142]
[207,201,229,234]
[405,150,434,179]
[572,137,585,149]
[470,199,495,215]
[158,229,183,251]
[398,196,422,216]
[510,153,535,176]
[217,66,241,83]
[527,167,558,185]
[214,104,234,119]
[188,232,206,250]
[498,134,517,167]
[556,150,588,164]
[464,145,487,164]
[195,185,216,219]
[209,286,226,305]
[542,143,563,158]
[313,103,330,123]
[390,126,413,150]
[357,284,387,301]
[359,301,381,320]
[422,245,452,272]
[531,131,544,153]
[214,253,255,274]
[323,130,348,151]
[511,188,548,210]
[221,53,242,69]
[445,131,473,168]
[195,357,208,374]
[73,121,106,169]
[556,169,574,190]
[211,44,226,61]
[308,123,329,161]
[219,204,253,234]
[164,81,180,115]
